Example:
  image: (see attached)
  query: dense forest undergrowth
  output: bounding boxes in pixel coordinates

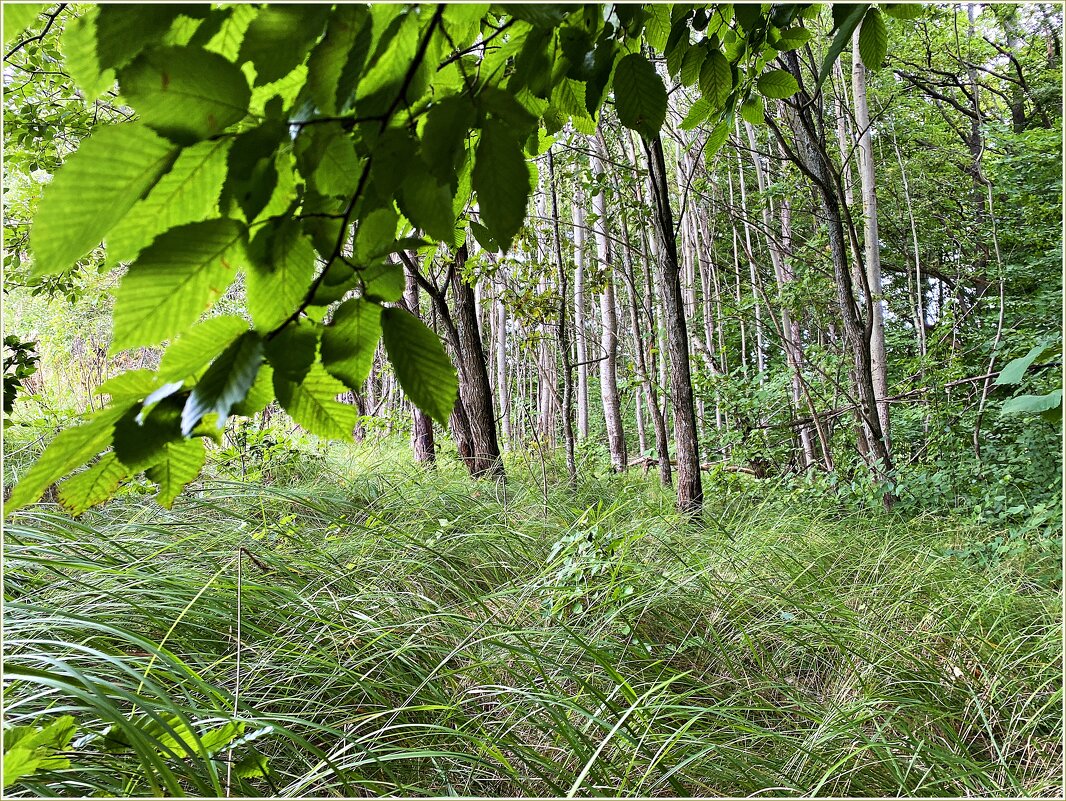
[2,1,1063,797]
[3,431,1063,796]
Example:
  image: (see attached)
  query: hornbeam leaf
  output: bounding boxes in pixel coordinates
[232,364,274,416]
[246,219,317,331]
[380,307,457,426]
[146,438,206,508]
[118,46,251,144]
[113,400,182,471]
[680,97,712,130]
[204,4,258,61]
[182,332,264,434]
[321,298,382,391]
[472,120,531,252]
[95,5,188,70]
[3,4,46,46]
[612,53,667,138]
[398,169,456,243]
[858,8,888,70]
[757,69,800,99]
[307,5,370,114]
[112,219,247,352]
[31,124,178,277]
[238,4,329,85]
[264,319,318,383]
[57,453,129,516]
[106,138,231,266]
[159,316,250,380]
[740,95,765,124]
[275,363,356,439]
[5,405,129,513]
[61,10,116,102]
[883,4,926,20]
[698,49,732,109]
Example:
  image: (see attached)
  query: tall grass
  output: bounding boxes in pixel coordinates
[3,441,1062,796]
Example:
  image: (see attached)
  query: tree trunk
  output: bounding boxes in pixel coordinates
[643,133,702,515]
[572,188,590,440]
[852,35,892,453]
[591,132,627,472]
[549,148,577,487]
[404,269,435,466]
[449,245,505,478]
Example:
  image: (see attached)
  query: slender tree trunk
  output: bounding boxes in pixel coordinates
[572,187,590,440]
[549,149,577,487]
[591,132,627,471]
[852,35,892,453]
[643,133,702,515]
[404,269,435,465]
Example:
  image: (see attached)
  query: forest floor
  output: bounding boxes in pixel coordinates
[3,436,1063,797]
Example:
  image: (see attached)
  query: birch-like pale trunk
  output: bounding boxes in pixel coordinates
[852,34,892,453]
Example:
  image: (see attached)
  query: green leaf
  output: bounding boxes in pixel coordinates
[95,5,189,69]
[380,307,457,426]
[3,4,46,46]
[858,8,888,70]
[113,400,183,471]
[306,5,371,115]
[233,753,271,779]
[472,120,531,252]
[644,4,671,51]
[612,53,667,139]
[883,4,925,20]
[264,319,319,383]
[421,96,475,185]
[818,4,869,89]
[5,406,128,513]
[398,169,456,243]
[740,95,765,124]
[145,437,207,508]
[112,219,246,351]
[360,261,405,302]
[247,219,317,331]
[159,316,250,380]
[219,122,286,224]
[182,332,264,434]
[2,747,43,789]
[2,716,76,787]
[1001,390,1062,416]
[703,118,732,166]
[698,49,732,109]
[679,44,706,87]
[31,124,178,277]
[995,344,1049,386]
[231,364,275,417]
[321,298,383,391]
[203,4,258,61]
[239,5,328,85]
[119,46,251,144]
[774,26,813,51]
[354,207,399,264]
[680,97,712,131]
[275,362,356,439]
[95,370,163,402]
[106,138,231,266]
[757,69,800,99]
[57,452,129,515]
[61,11,116,102]
[295,124,363,198]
